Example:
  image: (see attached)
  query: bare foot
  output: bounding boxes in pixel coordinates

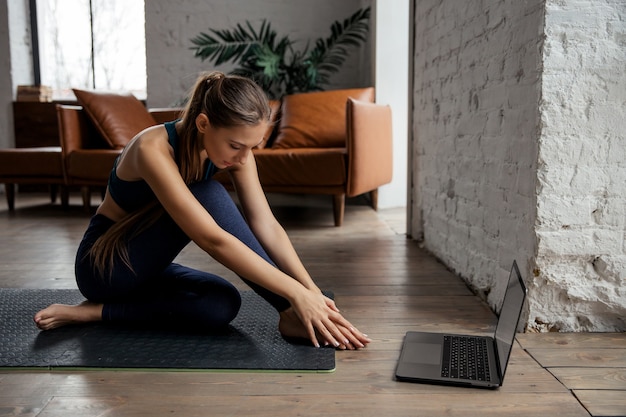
[33,301,103,330]
[278,307,311,341]
[278,307,339,348]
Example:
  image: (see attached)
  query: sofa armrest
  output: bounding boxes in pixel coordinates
[56,105,92,156]
[149,108,183,124]
[345,98,393,197]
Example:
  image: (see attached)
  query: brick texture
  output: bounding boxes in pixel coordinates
[411,0,625,331]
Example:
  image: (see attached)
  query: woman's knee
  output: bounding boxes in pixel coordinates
[189,180,252,236]
[188,179,231,209]
[199,286,242,328]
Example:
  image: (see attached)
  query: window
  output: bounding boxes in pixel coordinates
[35,0,146,100]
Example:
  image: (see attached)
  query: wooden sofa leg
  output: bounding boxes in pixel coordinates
[4,183,15,211]
[49,185,58,204]
[333,194,345,227]
[370,188,379,211]
[60,186,70,209]
[81,186,91,212]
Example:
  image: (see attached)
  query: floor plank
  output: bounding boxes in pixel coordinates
[526,349,626,368]
[550,368,626,390]
[574,390,626,417]
[517,333,626,349]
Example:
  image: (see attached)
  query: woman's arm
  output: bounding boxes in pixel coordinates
[227,155,319,292]
[227,154,370,349]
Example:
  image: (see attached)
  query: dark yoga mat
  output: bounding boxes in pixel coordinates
[0,288,335,372]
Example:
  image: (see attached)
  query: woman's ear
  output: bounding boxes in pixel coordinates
[195,113,210,133]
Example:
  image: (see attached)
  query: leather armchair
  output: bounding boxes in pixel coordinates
[56,104,122,211]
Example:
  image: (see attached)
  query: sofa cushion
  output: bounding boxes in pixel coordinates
[272,87,374,149]
[0,147,63,178]
[73,89,156,149]
[66,149,122,182]
[252,148,347,186]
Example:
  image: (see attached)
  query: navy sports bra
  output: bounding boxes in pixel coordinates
[107,120,217,213]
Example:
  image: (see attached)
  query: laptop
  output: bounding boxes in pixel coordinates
[395,261,527,389]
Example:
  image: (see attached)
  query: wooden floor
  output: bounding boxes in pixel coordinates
[1,192,625,417]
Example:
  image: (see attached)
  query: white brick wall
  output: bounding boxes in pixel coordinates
[533,0,626,332]
[412,0,543,312]
[411,0,626,331]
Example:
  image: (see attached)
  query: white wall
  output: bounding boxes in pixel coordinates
[0,0,34,149]
[0,0,11,150]
[8,0,33,89]
[0,0,14,149]
[531,0,626,332]
[374,0,409,209]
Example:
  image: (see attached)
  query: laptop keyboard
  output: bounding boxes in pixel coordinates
[441,335,491,381]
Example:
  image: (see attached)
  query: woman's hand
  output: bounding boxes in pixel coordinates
[287,290,371,350]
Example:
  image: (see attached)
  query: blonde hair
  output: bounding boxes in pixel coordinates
[89,71,271,278]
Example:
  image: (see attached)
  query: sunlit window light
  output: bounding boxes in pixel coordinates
[36,0,146,100]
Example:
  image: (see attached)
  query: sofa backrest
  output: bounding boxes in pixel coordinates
[73,89,157,150]
[150,108,183,125]
[56,105,109,155]
[271,87,375,149]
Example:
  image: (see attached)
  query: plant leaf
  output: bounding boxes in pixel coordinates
[189,7,370,98]
[190,20,275,65]
[307,7,371,82]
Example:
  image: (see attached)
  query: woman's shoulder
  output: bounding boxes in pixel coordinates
[119,125,174,169]
[132,124,173,152]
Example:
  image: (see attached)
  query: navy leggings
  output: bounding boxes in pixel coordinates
[75,179,291,330]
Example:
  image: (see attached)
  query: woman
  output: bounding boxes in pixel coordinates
[34,71,370,350]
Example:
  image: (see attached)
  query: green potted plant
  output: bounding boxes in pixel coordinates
[190,7,370,99]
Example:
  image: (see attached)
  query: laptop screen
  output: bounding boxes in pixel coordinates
[493,261,527,381]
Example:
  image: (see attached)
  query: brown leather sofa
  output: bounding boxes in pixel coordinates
[216,87,393,226]
[54,87,392,225]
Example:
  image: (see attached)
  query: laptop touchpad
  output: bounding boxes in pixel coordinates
[403,343,441,365]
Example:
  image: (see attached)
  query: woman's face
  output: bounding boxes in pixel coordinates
[200,119,267,169]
